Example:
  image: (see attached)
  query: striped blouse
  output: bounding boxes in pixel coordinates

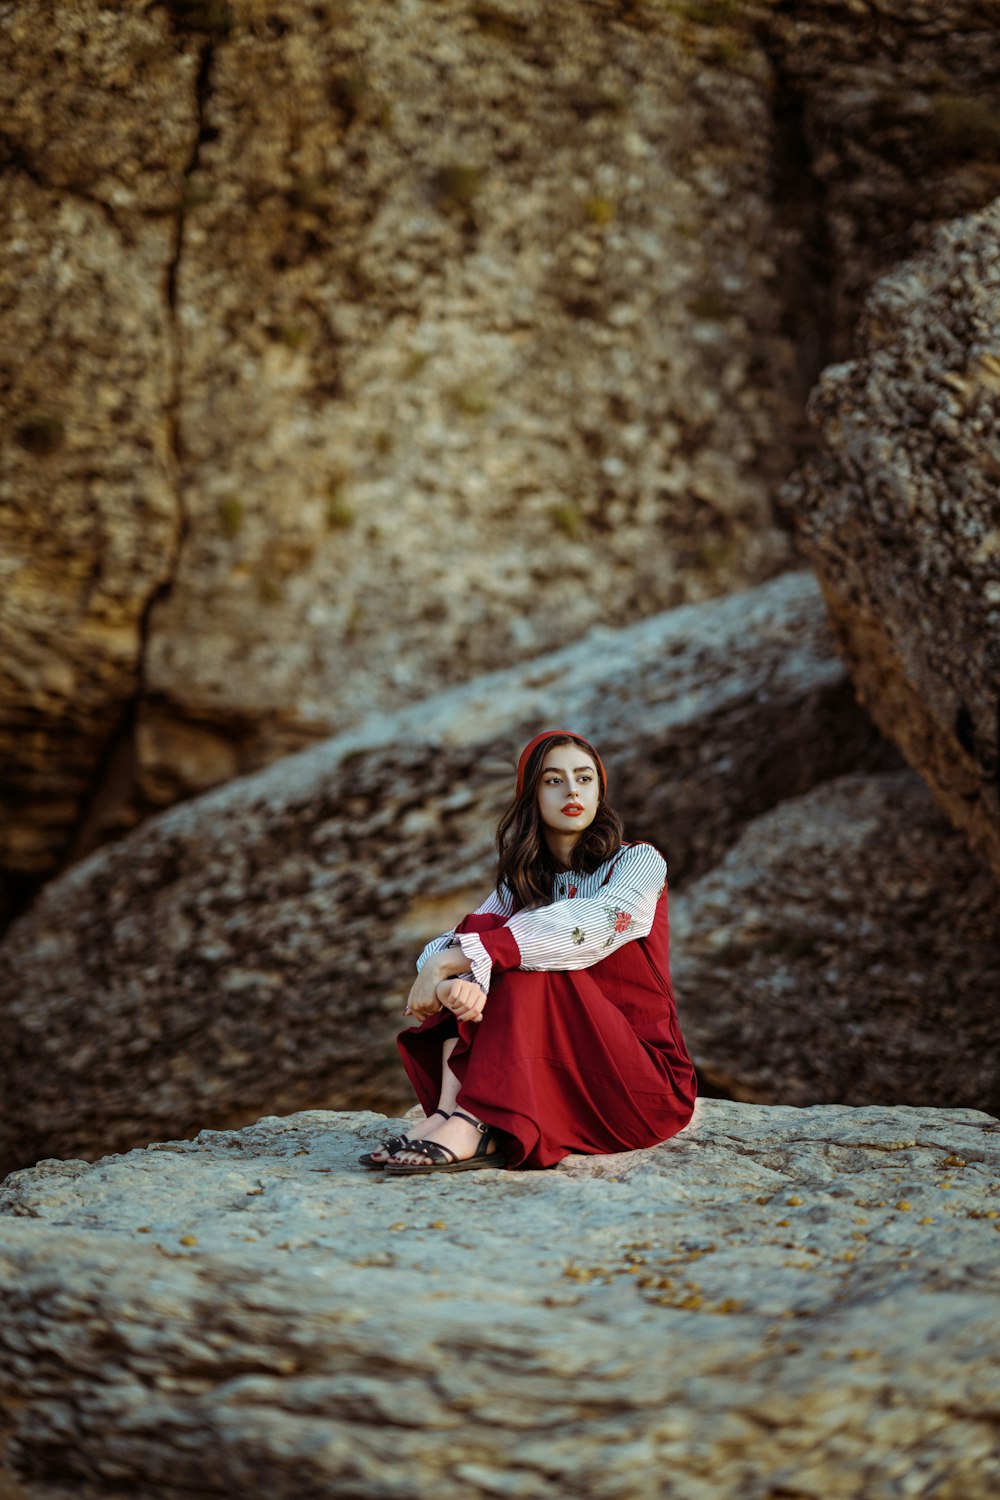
[415,841,668,996]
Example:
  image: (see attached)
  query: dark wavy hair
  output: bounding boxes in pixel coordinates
[496,734,624,910]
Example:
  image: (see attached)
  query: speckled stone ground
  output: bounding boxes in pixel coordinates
[2,1098,999,1498]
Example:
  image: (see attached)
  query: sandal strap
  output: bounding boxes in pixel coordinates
[450,1108,488,1134]
[379,1133,411,1154]
[396,1137,459,1165]
[379,1110,447,1152]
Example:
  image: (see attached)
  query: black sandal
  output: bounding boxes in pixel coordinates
[357,1109,450,1169]
[384,1109,507,1175]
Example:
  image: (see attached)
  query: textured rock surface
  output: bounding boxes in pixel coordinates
[672,771,1000,1114]
[0,2,200,900]
[5,0,999,899]
[0,0,795,892]
[758,0,1000,363]
[2,1101,1000,1499]
[788,201,1000,882]
[0,573,899,1175]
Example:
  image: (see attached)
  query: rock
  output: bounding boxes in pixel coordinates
[0,0,798,896]
[1,1100,999,1499]
[0,2,201,906]
[787,200,1000,883]
[0,572,898,1175]
[0,185,183,893]
[5,0,1000,909]
[672,771,1000,1114]
[756,0,1000,362]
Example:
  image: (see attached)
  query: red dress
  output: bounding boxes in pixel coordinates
[397,842,696,1170]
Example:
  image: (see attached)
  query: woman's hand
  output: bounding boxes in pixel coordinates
[404,963,444,1020]
[436,977,486,1024]
[404,948,483,1020]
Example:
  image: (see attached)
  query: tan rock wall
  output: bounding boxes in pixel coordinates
[0,0,799,897]
[3,0,999,907]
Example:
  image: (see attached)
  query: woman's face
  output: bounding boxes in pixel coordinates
[536,743,600,836]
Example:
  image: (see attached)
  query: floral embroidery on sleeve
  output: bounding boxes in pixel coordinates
[602,907,634,947]
[571,927,586,945]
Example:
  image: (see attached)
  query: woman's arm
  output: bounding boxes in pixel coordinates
[454,843,667,993]
[406,885,514,1019]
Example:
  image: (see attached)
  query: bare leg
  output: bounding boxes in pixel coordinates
[391,1034,497,1165]
[436,1037,462,1113]
[365,1036,459,1165]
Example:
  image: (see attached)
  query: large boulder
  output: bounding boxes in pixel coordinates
[0,572,898,1176]
[788,200,1000,883]
[671,771,1000,1115]
[1,1100,999,1499]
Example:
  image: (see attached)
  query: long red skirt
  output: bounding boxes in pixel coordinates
[397,898,697,1169]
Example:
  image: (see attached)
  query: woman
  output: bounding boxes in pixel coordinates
[361,729,697,1175]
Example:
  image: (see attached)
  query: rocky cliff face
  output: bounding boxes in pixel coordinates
[0,0,790,902]
[788,201,1000,884]
[3,0,998,910]
[757,0,1000,364]
[2,1100,999,1499]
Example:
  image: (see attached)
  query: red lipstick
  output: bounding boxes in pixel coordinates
[562,803,584,815]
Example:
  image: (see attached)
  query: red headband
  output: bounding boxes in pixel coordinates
[515,730,607,797]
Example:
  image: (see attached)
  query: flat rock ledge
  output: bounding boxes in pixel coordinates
[2,1100,999,1500]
